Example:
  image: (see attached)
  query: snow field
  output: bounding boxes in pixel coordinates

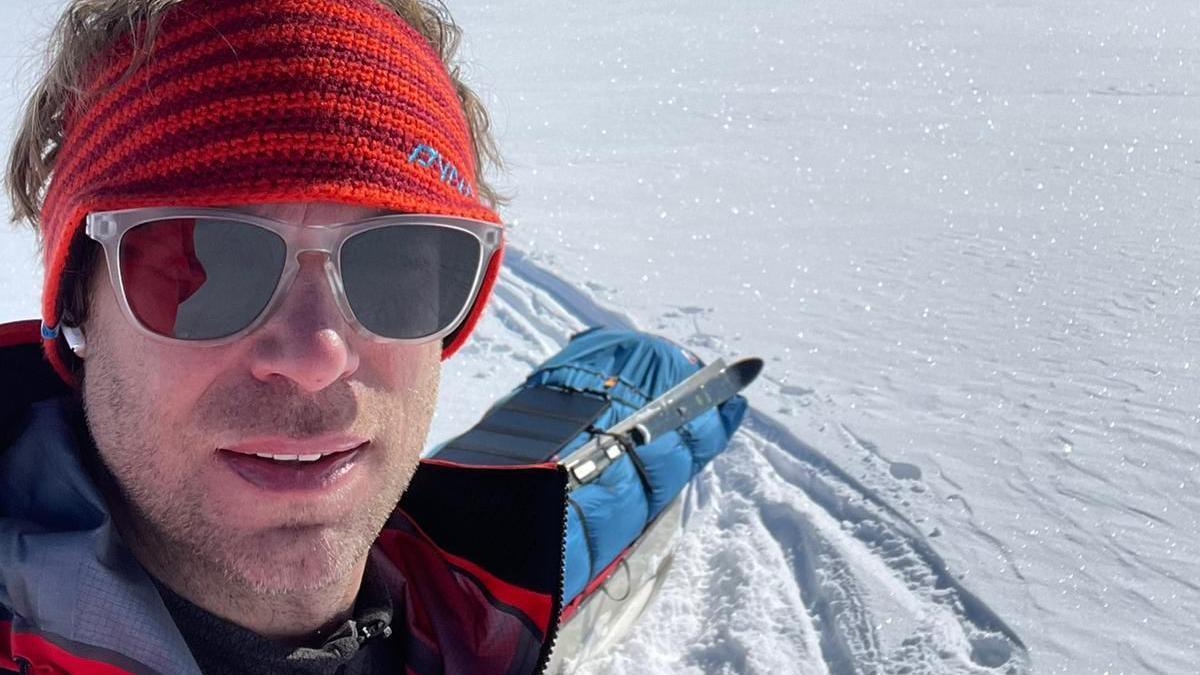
[437,253,1029,673]
[451,0,1199,671]
[0,0,1197,672]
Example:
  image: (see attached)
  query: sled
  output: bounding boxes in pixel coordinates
[431,327,760,671]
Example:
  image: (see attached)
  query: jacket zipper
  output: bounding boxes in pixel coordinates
[355,619,393,644]
[532,467,571,675]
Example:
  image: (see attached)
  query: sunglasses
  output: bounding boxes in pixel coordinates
[85,207,503,345]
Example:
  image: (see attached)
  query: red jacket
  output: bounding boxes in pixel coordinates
[0,320,567,674]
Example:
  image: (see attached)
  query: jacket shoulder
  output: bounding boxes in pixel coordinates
[380,459,569,675]
[0,321,72,449]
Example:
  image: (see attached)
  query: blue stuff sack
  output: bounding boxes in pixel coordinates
[433,327,749,605]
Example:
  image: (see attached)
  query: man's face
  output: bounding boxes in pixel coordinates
[82,202,441,595]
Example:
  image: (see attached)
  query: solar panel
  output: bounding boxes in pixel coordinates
[434,386,610,466]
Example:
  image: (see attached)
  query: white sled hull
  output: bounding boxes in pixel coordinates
[547,490,686,673]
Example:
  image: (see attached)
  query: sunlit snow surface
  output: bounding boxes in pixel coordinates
[1,1,1198,673]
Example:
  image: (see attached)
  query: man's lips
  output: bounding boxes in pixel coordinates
[218,435,369,492]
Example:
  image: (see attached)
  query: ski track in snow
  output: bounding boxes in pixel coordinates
[435,249,1031,675]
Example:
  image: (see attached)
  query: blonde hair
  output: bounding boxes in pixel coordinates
[6,0,504,230]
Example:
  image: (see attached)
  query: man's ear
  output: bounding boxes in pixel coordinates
[63,324,87,359]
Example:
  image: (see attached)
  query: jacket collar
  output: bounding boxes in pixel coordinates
[0,397,203,674]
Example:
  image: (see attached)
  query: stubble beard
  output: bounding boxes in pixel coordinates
[81,343,438,605]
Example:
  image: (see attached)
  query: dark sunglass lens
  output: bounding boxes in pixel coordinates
[120,218,286,339]
[341,225,482,339]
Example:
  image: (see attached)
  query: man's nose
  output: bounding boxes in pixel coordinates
[247,254,360,392]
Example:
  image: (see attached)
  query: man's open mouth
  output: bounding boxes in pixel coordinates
[218,439,369,492]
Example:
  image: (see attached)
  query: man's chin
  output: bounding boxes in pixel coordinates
[215,525,370,595]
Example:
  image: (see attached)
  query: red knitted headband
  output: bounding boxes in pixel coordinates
[39,0,502,382]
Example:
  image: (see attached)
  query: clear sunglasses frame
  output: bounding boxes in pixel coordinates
[85,207,504,347]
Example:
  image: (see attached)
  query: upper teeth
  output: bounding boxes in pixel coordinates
[254,453,326,462]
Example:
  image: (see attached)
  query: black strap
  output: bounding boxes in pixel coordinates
[585,425,654,499]
[566,497,595,578]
